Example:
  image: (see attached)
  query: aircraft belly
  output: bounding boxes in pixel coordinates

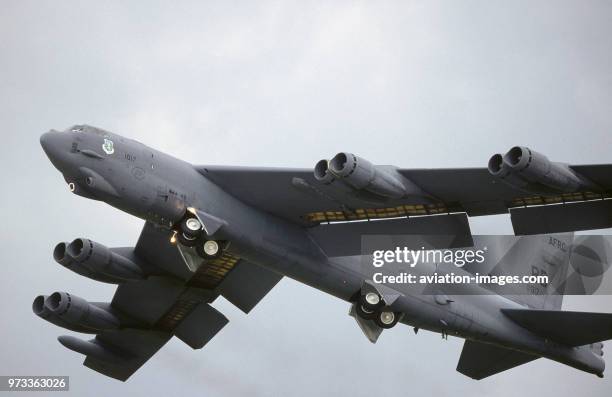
[450,302,474,334]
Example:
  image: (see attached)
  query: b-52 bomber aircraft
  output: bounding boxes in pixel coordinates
[35,124,612,381]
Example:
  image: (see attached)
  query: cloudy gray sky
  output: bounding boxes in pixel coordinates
[1,0,612,396]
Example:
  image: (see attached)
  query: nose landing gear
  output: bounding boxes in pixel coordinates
[197,239,222,260]
[355,292,400,329]
[375,310,399,329]
[177,217,203,247]
[175,215,225,260]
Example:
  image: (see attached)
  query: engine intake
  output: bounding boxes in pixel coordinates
[487,153,530,190]
[323,152,408,199]
[62,238,145,282]
[52,242,115,283]
[33,292,119,333]
[314,159,335,184]
[32,295,53,320]
[488,146,597,194]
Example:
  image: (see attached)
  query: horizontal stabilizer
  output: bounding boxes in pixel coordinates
[501,309,612,346]
[457,340,538,380]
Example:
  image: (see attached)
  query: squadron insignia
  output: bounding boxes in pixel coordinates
[102,138,114,155]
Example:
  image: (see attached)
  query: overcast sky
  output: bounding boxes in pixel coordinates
[1,1,612,396]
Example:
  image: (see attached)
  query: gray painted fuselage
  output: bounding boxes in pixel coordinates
[39,126,604,377]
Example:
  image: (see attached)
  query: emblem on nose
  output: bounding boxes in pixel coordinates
[102,138,114,155]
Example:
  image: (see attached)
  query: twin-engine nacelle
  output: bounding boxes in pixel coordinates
[314,152,421,200]
[54,238,145,284]
[33,293,130,364]
[32,292,120,333]
[488,146,597,194]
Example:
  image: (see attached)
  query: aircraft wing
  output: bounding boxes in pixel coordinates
[196,164,612,234]
[58,223,282,381]
[82,329,171,381]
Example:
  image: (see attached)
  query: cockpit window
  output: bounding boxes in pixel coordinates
[68,125,108,136]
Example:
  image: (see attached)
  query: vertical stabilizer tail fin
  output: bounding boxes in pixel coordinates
[466,233,574,309]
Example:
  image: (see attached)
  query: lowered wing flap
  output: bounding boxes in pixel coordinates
[307,213,473,258]
[111,276,188,325]
[217,260,283,314]
[174,302,229,349]
[510,200,612,235]
[50,222,283,381]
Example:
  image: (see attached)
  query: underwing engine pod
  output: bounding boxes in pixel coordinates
[488,146,599,194]
[314,153,435,203]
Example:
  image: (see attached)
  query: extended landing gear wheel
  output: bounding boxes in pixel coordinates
[374,310,400,329]
[178,217,202,247]
[196,239,223,260]
[355,302,377,320]
[360,292,384,312]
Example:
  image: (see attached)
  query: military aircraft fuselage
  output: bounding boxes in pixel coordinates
[40,126,364,299]
[39,125,605,378]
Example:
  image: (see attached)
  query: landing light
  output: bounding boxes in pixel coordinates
[68,182,75,192]
[170,231,177,244]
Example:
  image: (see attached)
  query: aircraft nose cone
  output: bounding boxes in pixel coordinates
[40,130,70,170]
[40,131,52,153]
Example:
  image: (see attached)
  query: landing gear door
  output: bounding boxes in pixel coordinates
[349,304,384,343]
[175,243,204,273]
[188,208,228,237]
